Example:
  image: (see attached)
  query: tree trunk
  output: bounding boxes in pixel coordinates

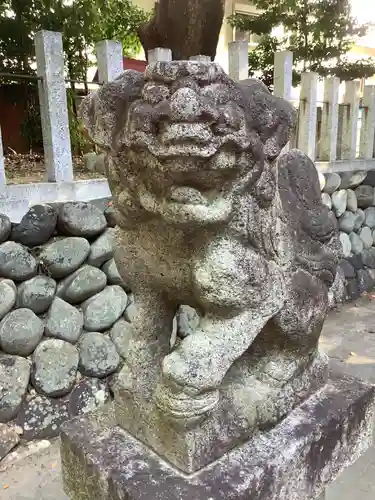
[138,0,226,61]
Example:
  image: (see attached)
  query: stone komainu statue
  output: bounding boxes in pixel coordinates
[80,61,341,456]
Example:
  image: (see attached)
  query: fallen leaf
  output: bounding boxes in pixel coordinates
[3,484,9,490]
[350,352,357,356]
[51,462,57,468]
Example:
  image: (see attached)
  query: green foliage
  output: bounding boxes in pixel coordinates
[229,0,375,89]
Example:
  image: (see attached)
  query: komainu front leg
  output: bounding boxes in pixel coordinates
[115,286,176,393]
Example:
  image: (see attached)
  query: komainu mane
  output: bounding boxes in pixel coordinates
[80,60,340,470]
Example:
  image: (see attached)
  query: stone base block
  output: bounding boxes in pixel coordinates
[61,373,374,500]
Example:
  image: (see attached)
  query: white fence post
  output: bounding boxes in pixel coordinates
[297,72,318,160]
[228,41,248,81]
[96,40,123,84]
[34,30,73,183]
[0,126,5,191]
[359,85,375,159]
[189,55,211,62]
[341,80,361,160]
[319,77,340,161]
[148,48,172,63]
[273,51,293,100]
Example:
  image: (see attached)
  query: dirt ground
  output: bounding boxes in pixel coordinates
[4,153,105,184]
[1,297,375,499]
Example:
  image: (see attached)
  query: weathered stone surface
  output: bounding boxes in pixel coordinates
[323,172,341,193]
[57,265,107,304]
[61,374,375,500]
[340,171,368,189]
[339,231,351,257]
[362,247,375,268]
[364,206,375,228]
[354,208,365,231]
[0,423,19,460]
[332,189,347,217]
[11,204,57,246]
[355,185,374,208]
[359,226,373,249]
[15,393,70,440]
[101,258,125,287]
[78,332,120,378]
[45,297,83,344]
[362,170,375,187]
[82,286,128,331]
[339,211,356,233]
[31,339,79,397]
[346,189,358,212]
[68,377,110,417]
[0,354,30,422]
[39,237,90,278]
[338,259,355,279]
[58,202,107,238]
[349,231,363,254]
[321,192,332,210]
[0,213,11,243]
[110,318,132,358]
[176,305,200,339]
[79,61,340,466]
[16,275,56,314]
[328,267,346,308]
[0,309,44,356]
[0,280,16,320]
[87,228,114,267]
[0,241,37,281]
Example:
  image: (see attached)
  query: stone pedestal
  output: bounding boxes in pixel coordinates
[61,373,374,500]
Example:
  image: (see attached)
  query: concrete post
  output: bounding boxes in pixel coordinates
[96,40,123,83]
[297,72,319,160]
[228,41,248,81]
[148,48,172,63]
[320,77,340,161]
[189,55,211,62]
[273,51,293,100]
[34,30,73,183]
[0,125,6,191]
[359,85,375,159]
[342,80,361,160]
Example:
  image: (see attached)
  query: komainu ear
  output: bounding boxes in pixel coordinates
[238,79,297,161]
[79,70,145,151]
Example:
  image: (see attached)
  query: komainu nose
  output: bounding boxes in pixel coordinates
[169,88,219,123]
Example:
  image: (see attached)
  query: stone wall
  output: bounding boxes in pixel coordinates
[320,170,375,301]
[0,201,131,460]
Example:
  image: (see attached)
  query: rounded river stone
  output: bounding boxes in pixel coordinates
[101,258,125,287]
[349,232,363,255]
[31,339,79,397]
[0,354,31,422]
[68,377,110,417]
[45,297,83,344]
[355,185,374,209]
[78,332,120,378]
[39,237,90,279]
[110,318,132,358]
[0,241,37,281]
[11,204,57,247]
[82,285,128,331]
[87,228,114,267]
[360,226,373,249]
[58,201,107,238]
[16,275,56,314]
[339,232,351,258]
[0,280,16,320]
[58,265,107,304]
[0,309,44,356]
[338,211,355,234]
[0,214,11,243]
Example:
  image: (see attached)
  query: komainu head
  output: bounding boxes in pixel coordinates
[80,60,296,226]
